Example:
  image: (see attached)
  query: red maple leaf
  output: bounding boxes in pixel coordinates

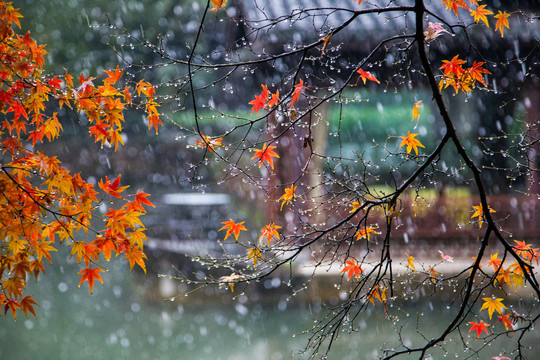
[252,142,279,169]
[290,79,304,108]
[357,68,380,84]
[468,321,489,338]
[249,93,266,115]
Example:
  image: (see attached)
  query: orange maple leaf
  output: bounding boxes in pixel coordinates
[468,61,491,87]
[128,189,155,212]
[210,0,227,11]
[441,0,470,17]
[219,219,247,241]
[498,314,515,331]
[494,11,510,37]
[290,79,304,108]
[252,142,279,169]
[488,253,502,270]
[357,68,380,84]
[354,226,380,241]
[77,267,104,294]
[124,246,147,273]
[470,5,493,28]
[98,174,129,199]
[468,321,489,338]
[259,222,282,245]
[103,65,124,85]
[194,132,224,152]
[340,258,363,281]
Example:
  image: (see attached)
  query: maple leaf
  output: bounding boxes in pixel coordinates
[219,219,247,241]
[320,33,331,55]
[99,174,129,199]
[367,285,387,305]
[480,297,507,319]
[125,246,147,273]
[354,226,380,241]
[440,55,466,77]
[488,253,502,270]
[399,131,425,155]
[412,100,422,126]
[219,273,246,292]
[356,68,380,84]
[210,0,227,11]
[252,142,279,169]
[266,90,280,109]
[290,79,304,108]
[77,73,95,94]
[349,201,362,213]
[128,189,155,212]
[246,247,264,267]
[279,184,296,211]
[438,250,454,262]
[471,204,495,228]
[424,22,450,41]
[494,11,510,37]
[470,5,493,28]
[498,314,514,332]
[194,132,223,152]
[20,295,38,318]
[405,253,415,271]
[441,0,470,17]
[469,321,489,338]
[103,65,124,85]
[259,222,282,245]
[77,267,104,294]
[340,258,363,281]
[468,61,491,87]
[249,85,269,115]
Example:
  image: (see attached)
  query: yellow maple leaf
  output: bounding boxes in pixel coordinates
[246,247,264,267]
[349,201,362,213]
[405,253,415,271]
[471,204,495,228]
[279,184,296,211]
[470,5,493,28]
[480,297,507,319]
[412,100,422,126]
[399,131,425,155]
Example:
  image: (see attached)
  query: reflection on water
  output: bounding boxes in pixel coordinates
[1,253,539,360]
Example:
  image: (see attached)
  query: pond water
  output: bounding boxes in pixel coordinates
[1,252,538,360]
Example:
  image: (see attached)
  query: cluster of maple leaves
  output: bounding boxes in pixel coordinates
[0,2,161,318]
[203,0,529,344]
